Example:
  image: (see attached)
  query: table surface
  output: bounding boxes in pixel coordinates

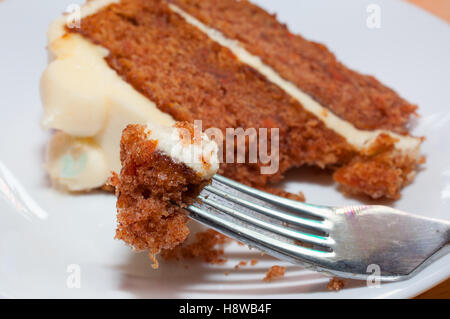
[416,279,450,299]
[407,0,450,23]
[406,0,449,299]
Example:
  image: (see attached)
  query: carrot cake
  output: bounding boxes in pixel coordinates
[41,0,423,199]
[113,121,219,262]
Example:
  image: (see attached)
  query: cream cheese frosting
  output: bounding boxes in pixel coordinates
[41,1,175,190]
[46,132,110,191]
[41,0,422,191]
[146,122,219,179]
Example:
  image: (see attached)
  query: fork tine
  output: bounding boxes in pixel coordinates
[204,183,331,233]
[187,204,335,264]
[199,193,334,248]
[212,175,332,219]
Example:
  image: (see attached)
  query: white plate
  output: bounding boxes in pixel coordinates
[0,0,449,299]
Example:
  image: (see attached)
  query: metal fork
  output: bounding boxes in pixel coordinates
[187,175,450,282]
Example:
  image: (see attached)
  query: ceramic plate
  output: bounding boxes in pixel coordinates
[0,0,449,298]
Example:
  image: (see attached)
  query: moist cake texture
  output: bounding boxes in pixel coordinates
[42,0,424,199]
[114,122,218,260]
[168,0,417,134]
[72,0,355,188]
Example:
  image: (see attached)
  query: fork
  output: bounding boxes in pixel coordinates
[187,175,450,282]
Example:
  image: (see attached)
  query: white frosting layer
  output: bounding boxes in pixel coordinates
[146,122,219,179]
[41,0,175,190]
[169,4,422,157]
[41,0,421,191]
[46,132,110,191]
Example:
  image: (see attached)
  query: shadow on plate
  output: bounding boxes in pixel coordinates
[112,222,370,298]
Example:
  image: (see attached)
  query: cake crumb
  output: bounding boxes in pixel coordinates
[294,240,314,249]
[100,184,116,193]
[326,277,345,291]
[149,252,159,269]
[161,229,231,264]
[261,187,305,202]
[234,260,248,270]
[263,265,286,282]
[101,172,119,192]
[250,259,259,266]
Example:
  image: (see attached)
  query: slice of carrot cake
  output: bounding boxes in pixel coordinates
[113,121,219,261]
[41,0,423,199]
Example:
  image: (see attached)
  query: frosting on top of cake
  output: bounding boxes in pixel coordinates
[146,122,219,180]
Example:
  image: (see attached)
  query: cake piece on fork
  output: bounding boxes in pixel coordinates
[113,122,219,265]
